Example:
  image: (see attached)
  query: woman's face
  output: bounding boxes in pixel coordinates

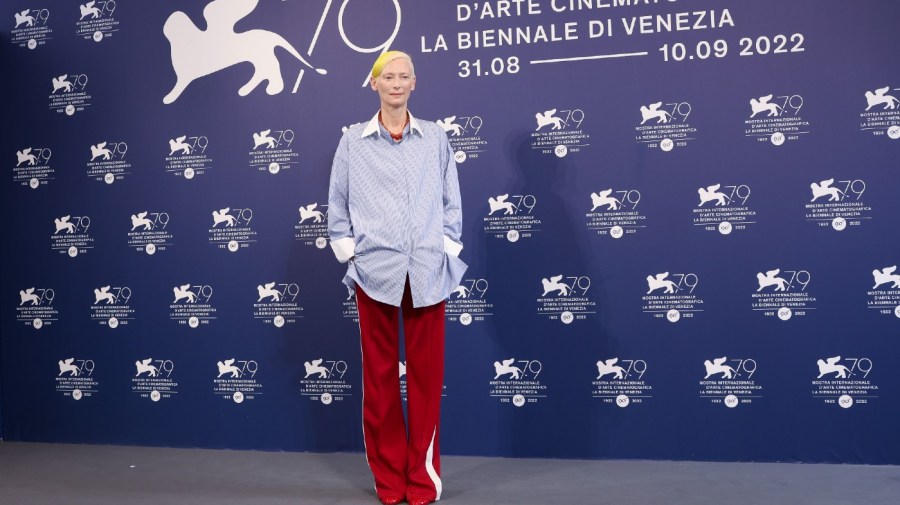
[371,58,416,109]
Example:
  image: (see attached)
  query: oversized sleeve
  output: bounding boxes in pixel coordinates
[440,132,463,257]
[327,132,355,263]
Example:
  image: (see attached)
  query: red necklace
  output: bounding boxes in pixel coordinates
[379,111,409,141]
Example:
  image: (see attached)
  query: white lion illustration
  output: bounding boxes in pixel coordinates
[79,2,101,20]
[488,194,516,215]
[817,356,851,379]
[437,116,464,136]
[452,285,470,299]
[646,273,677,294]
[810,178,844,202]
[16,148,37,166]
[256,282,281,302]
[135,358,160,377]
[58,358,80,376]
[168,136,192,155]
[93,286,116,305]
[535,109,564,131]
[865,86,900,111]
[640,102,671,124]
[90,142,113,161]
[15,10,36,28]
[304,359,329,379]
[54,216,76,234]
[493,358,523,379]
[51,75,73,93]
[749,94,782,117]
[217,358,241,378]
[162,0,326,104]
[756,269,788,292]
[872,266,900,289]
[541,275,569,296]
[590,189,622,211]
[212,208,236,227]
[698,184,729,206]
[253,129,276,149]
[19,288,41,306]
[596,358,625,380]
[298,204,325,224]
[173,284,197,303]
[704,357,737,379]
[130,212,153,231]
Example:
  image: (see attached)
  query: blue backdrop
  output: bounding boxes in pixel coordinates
[1,0,898,463]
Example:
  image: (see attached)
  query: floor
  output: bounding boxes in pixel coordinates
[0,442,898,504]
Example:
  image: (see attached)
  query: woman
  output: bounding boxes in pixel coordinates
[328,51,466,505]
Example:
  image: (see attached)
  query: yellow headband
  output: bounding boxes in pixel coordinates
[372,51,413,78]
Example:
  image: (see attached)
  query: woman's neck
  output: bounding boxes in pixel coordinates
[379,106,408,132]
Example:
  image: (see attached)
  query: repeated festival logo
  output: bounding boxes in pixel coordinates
[56,357,99,400]
[586,187,646,239]
[812,356,877,408]
[76,1,120,42]
[698,357,762,408]
[128,211,174,255]
[209,206,256,252]
[437,113,488,163]
[489,357,546,407]
[804,177,872,232]
[446,277,494,326]
[248,128,298,175]
[11,7,52,49]
[299,358,352,405]
[17,286,58,329]
[642,271,703,322]
[744,93,809,145]
[593,357,652,408]
[132,358,178,402]
[295,202,329,249]
[48,73,91,115]
[692,183,757,235]
[213,358,261,404]
[342,286,358,324]
[635,100,696,151]
[483,192,541,243]
[859,86,900,139]
[86,140,131,184]
[536,274,596,324]
[531,106,590,157]
[14,146,54,189]
[50,214,93,257]
[751,267,816,321]
[867,265,900,319]
[90,284,135,328]
[253,281,302,327]
[165,134,213,179]
[169,283,216,328]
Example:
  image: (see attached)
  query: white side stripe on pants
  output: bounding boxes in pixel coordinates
[425,427,442,500]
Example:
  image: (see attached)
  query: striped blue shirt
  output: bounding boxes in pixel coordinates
[328,112,467,308]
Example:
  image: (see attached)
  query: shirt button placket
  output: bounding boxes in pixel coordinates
[403,146,414,256]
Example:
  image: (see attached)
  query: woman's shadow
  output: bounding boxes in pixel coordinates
[480,130,618,460]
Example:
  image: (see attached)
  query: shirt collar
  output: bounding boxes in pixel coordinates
[361,111,423,139]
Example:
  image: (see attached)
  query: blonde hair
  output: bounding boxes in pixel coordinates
[371,51,414,79]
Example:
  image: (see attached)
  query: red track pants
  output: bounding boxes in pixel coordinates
[356,280,444,503]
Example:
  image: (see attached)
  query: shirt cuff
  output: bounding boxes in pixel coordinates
[443,235,463,257]
[330,237,356,263]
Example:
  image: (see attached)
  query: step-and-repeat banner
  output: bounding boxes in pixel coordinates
[2,0,898,463]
